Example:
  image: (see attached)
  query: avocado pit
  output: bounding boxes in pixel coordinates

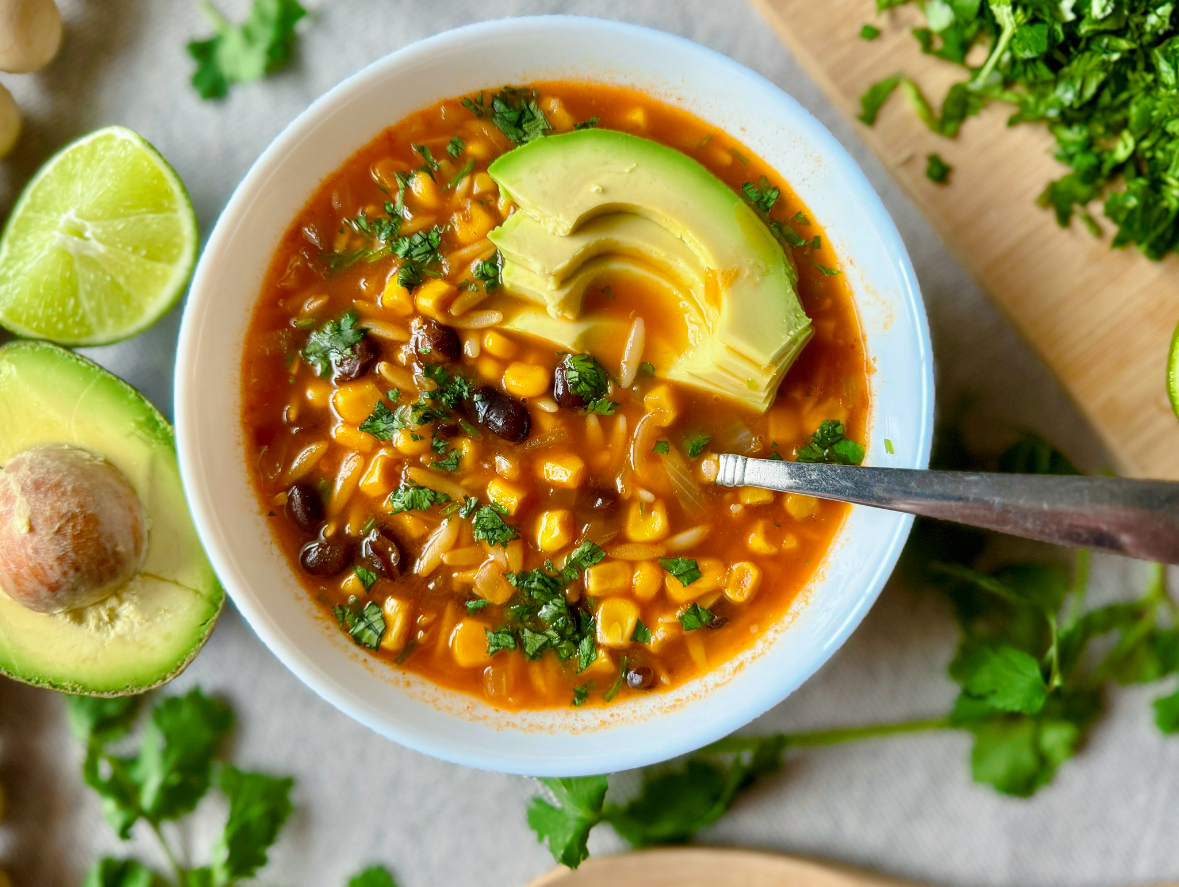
[0,443,148,614]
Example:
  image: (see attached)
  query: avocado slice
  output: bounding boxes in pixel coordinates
[0,341,223,695]
[488,129,813,412]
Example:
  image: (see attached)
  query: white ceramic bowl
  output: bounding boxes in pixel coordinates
[175,15,933,776]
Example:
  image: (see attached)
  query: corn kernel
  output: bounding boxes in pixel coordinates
[475,559,515,604]
[505,538,524,573]
[340,571,364,597]
[503,362,550,398]
[643,384,678,426]
[390,512,428,538]
[538,453,586,488]
[785,493,820,521]
[543,96,576,131]
[584,560,633,596]
[664,557,726,604]
[475,354,503,381]
[781,533,800,551]
[464,139,495,161]
[747,520,778,555]
[331,422,377,453]
[624,499,669,542]
[483,329,519,359]
[393,427,433,456]
[472,171,497,196]
[458,437,480,471]
[331,379,383,425]
[623,106,648,130]
[454,203,497,245]
[725,562,763,604]
[648,619,681,653]
[450,619,492,668]
[487,476,528,515]
[494,453,520,480]
[535,509,574,553]
[380,597,413,654]
[411,172,443,209]
[632,561,663,601]
[381,276,415,316]
[596,597,640,648]
[414,278,456,319]
[359,449,399,499]
[305,380,332,409]
[739,486,775,507]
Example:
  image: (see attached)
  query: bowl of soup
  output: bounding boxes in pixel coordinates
[175,15,933,775]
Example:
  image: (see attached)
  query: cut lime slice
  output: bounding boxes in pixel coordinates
[1168,319,1179,420]
[0,126,198,346]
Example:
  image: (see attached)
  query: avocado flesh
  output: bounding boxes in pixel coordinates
[0,342,223,695]
[488,129,812,412]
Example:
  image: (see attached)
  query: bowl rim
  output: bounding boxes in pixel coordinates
[175,14,934,775]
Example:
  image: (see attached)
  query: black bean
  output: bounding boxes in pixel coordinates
[362,528,403,579]
[286,483,324,533]
[411,318,462,364]
[578,485,618,512]
[625,666,655,690]
[707,615,729,630]
[552,363,587,409]
[299,537,354,577]
[330,337,377,383]
[434,422,461,439]
[472,386,531,442]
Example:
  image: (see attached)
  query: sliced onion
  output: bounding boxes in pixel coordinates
[618,317,645,388]
[662,444,707,515]
[628,411,660,477]
[414,518,460,576]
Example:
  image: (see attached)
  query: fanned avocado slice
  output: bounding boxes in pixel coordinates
[488,129,813,412]
[0,342,223,696]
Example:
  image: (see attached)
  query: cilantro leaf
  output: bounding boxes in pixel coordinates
[188,0,306,100]
[858,73,901,124]
[333,597,386,649]
[472,504,519,547]
[741,179,780,214]
[684,433,711,459]
[561,353,611,401]
[80,858,156,887]
[65,695,140,747]
[491,88,552,143]
[348,866,401,887]
[950,644,1049,715]
[652,440,670,455]
[795,420,865,465]
[473,252,502,292]
[574,117,601,130]
[387,482,450,514]
[359,401,403,440]
[860,23,881,39]
[926,153,952,184]
[466,599,491,614]
[210,767,294,884]
[301,310,366,379]
[354,565,378,591]
[391,226,445,290]
[433,449,461,472]
[527,775,609,869]
[486,627,518,655]
[632,620,652,644]
[446,136,465,158]
[678,602,716,631]
[660,557,702,586]
[572,684,591,706]
[1155,686,1179,734]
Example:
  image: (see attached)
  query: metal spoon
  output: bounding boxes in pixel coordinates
[715,455,1179,564]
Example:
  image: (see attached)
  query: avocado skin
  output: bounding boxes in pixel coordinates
[0,341,223,697]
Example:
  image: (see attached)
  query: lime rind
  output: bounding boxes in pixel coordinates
[0,126,198,346]
[1168,319,1179,420]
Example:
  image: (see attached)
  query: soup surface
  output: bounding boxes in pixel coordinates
[241,81,869,710]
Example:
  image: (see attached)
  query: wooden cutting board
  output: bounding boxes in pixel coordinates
[750,0,1179,480]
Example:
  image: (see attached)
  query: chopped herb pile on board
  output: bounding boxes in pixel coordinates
[861,0,1179,260]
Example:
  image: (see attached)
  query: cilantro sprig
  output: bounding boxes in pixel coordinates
[300,310,366,379]
[491,87,552,143]
[188,0,306,100]
[794,420,865,465]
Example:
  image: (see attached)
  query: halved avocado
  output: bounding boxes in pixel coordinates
[0,341,223,695]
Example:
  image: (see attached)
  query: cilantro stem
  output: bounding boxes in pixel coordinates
[706,716,951,753]
[1064,549,1091,630]
[150,820,186,887]
[971,0,1016,89]
[195,0,229,32]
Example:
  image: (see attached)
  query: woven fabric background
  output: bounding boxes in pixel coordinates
[1,2,1177,886]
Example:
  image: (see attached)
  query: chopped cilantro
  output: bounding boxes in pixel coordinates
[462,91,486,116]
[422,363,473,410]
[678,603,716,631]
[466,599,491,615]
[659,558,702,586]
[792,211,810,224]
[433,449,461,472]
[572,684,591,706]
[353,566,378,592]
[392,226,445,290]
[885,438,895,455]
[333,597,385,649]
[562,353,610,401]
[860,23,881,40]
[795,420,865,465]
[300,310,366,378]
[473,252,502,292]
[574,117,600,130]
[387,482,450,514]
[770,220,809,249]
[472,504,519,547]
[729,148,749,165]
[858,73,900,125]
[631,621,652,645]
[652,440,670,455]
[561,540,607,583]
[447,135,465,158]
[458,495,480,519]
[431,436,449,454]
[926,153,952,184]
[486,628,517,656]
[816,264,841,276]
[359,401,403,440]
[741,178,779,214]
[412,143,439,178]
[448,158,475,189]
[187,0,306,100]
[640,361,655,376]
[604,656,630,702]
[491,87,551,143]
[684,433,711,459]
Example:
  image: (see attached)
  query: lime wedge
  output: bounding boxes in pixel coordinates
[1169,319,1179,420]
[0,126,198,346]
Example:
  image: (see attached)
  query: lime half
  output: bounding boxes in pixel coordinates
[0,126,198,346]
[1169,319,1179,420]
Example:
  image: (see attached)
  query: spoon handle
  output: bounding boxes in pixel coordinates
[715,455,1179,564]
